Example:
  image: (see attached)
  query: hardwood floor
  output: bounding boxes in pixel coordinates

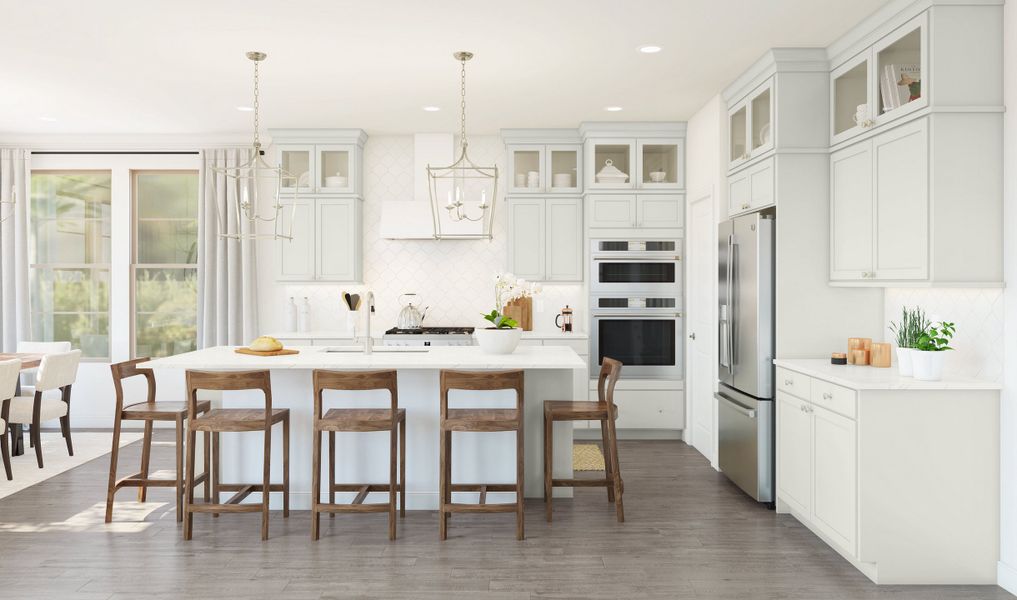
[0,433,1010,599]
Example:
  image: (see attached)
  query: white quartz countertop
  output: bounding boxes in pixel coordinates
[774,358,1001,391]
[266,330,588,341]
[139,345,587,371]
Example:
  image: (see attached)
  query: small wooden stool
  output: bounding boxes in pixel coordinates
[544,358,624,523]
[105,358,211,523]
[439,369,525,541]
[311,370,406,541]
[183,370,290,541]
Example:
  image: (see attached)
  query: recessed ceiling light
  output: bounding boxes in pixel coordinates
[422,106,441,112]
[38,116,57,122]
[236,106,255,112]
[604,106,623,112]
[638,45,662,54]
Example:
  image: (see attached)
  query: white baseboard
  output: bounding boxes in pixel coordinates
[998,560,1017,594]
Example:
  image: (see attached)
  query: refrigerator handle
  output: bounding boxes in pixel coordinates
[726,234,736,375]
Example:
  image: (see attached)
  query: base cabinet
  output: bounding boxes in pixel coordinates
[811,404,857,554]
[776,391,813,516]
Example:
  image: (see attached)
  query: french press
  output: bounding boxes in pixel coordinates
[555,305,574,333]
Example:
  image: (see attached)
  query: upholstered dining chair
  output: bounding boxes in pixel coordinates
[0,358,20,480]
[5,350,81,468]
[15,341,72,396]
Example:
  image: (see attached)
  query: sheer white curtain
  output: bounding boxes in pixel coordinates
[0,149,30,353]
[197,148,259,348]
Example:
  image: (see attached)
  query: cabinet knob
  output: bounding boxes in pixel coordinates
[785,379,793,386]
[688,332,696,340]
[823,392,833,400]
[741,203,750,210]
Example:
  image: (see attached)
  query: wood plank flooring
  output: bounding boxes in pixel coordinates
[0,433,1011,599]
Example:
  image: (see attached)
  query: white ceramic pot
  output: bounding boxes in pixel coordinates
[896,347,914,377]
[911,350,946,382]
[475,327,522,355]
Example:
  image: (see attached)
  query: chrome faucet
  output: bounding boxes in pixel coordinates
[363,291,375,354]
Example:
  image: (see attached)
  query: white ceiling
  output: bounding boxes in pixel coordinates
[0,0,891,136]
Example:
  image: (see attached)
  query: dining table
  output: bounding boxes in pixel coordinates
[0,352,45,456]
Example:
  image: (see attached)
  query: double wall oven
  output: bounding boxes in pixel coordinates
[590,239,683,379]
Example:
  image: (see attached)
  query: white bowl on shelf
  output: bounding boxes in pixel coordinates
[649,171,667,183]
[325,175,348,187]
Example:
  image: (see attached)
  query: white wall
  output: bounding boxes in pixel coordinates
[684,94,724,466]
[998,0,1017,593]
[256,135,586,338]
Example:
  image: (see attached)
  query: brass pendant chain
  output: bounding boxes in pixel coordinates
[459,55,467,151]
[252,58,261,150]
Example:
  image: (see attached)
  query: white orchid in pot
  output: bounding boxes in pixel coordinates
[475,273,541,354]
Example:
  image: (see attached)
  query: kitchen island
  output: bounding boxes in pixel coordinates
[140,345,587,510]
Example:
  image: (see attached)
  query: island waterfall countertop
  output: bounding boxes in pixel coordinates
[773,358,1001,391]
[139,344,586,371]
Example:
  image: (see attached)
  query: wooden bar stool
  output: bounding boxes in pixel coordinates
[183,370,290,541]
[439,369,525,541]
[544,358,624,523]
[311,370,406,541]
[105,358,212,523]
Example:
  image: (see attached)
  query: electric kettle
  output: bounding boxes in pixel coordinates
[396,293,429,329]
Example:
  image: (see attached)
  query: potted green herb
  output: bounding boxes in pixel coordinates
[911,321,955,381]
[475,273,541,354]
[888,306,930,377]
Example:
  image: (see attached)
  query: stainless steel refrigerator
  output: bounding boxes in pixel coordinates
[716,212,775,503]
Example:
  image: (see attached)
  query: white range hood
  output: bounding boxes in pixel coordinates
[380,133,489,240]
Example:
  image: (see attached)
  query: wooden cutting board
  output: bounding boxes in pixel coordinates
[234,347,300,357]
[503,297,533,331]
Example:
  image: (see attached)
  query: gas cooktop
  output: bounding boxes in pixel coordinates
[384,327,475,335]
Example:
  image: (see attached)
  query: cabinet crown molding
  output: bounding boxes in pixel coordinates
[578,121,686,139]
[722,48,827,104]
[267,128,368,147]
[500,128,581,145]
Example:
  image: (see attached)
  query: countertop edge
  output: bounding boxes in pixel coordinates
[773,358,1002,391]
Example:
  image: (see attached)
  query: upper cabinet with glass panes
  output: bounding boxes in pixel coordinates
[270,129,368,196]
[727,78,773,171]
[578,123,686,191]
[501,130,582,194]
[830,13,927,146]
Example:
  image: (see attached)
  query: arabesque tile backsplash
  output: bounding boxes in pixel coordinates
[259,135,586,336]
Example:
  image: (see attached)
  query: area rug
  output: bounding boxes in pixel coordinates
[0,431,142,500]
[573,443,606,471]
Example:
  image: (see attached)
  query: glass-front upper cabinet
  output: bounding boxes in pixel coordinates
[279,145,313,194]
[508,145,545,193]
[507,144,581,194]
[315,144,355,193]
[873,15,926,127]
[637,139,684,189]
[586,139,636,190]
[830,13,927,145]
[727,78,773,171]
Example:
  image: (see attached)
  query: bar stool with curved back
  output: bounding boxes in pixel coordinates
[0,358,20,480]
[439,369,525,541]
[183,370,290,541]
[105,358,212,523]
[6,350,81,468]
[544,357,624,523]
[311,369,406,541]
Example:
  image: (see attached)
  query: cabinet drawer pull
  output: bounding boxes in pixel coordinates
[822,392,833,400]
[741,203,750,210]
[784,379,793,386]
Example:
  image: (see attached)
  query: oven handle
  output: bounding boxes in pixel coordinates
[592,313,682,319]
[592,256,681,262]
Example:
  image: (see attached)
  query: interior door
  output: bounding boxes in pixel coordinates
[688,195,715,462]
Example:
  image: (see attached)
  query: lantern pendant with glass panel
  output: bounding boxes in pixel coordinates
[209,51,297,241]
[427,51,498,240]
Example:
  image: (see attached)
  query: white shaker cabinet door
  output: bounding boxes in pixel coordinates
[872,119,928,281]
[811,404,857,556]
[728,170,750,216]
[587,194,636,228]
[777,391,813,516]
[507,198,546,280]
[637,194,683,229]
[830,141,874,281]
[277,198,316,281]
[316,198,361,282]
[545,198,582,281]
